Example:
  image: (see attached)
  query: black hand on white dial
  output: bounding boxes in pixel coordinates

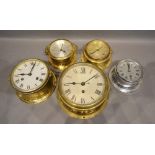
[60,44,66,53]
[17,73,28,76]
[64,82,89,85]
[80,74,97,86]
[29,61,36,76]
[64,82,81,85]
[84,74,97,83]
[127,63,131,72]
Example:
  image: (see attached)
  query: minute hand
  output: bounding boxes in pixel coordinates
[90,47,103,54]
[29,61,36,74]
[84,74,97,83]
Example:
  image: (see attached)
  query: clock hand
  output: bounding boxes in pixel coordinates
[29,61,36,75]
[60,44,63,51]
[83,74,97,83]
[62,49,66,53]
[60,44,66,53]
[90,46,103,54]
[17,73,28,76]
[127,63,131,72]
[64,82,81,85]
[64,82,90,85]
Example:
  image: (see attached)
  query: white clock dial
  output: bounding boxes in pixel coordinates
[117,59,142,82]
[60,63,105,105]
[49,40,72,58]
[11,59,48,92]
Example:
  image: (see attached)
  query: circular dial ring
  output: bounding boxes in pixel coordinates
[84,40,112,63]
[10,58,50,93]
[58,62,110,108]
[47,39,74,60]
[116,59,143,83]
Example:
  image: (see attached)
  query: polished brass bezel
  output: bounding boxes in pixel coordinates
[45,39,77,71]
[58,62,110,108]
[81,53,112,71]
[58,90,109,110]
[57,92,109,119]
[45,39,74,61]
[57,62,110,119]
[83,39,112,63]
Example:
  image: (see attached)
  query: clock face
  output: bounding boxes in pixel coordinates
[85,40,110,60]
[49,39,73,59]
[116,59,142,83]
[60,63,106,106]
[11,59,48,92]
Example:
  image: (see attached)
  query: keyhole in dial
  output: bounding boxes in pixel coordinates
[82,90,85,93]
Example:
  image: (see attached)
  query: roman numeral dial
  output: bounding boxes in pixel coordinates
[12,59,48,92]
[61,63,106,105]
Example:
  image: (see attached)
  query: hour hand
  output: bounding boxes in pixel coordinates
[60,44,66,53]
[60,44,63,51]
[17,73,27,76]
[90,47,103,54]
[29,61,36,74]
[127,63,131,72]
[64,82,80,85]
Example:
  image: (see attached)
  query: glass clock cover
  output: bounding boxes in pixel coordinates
[11,59,49,93]
[49,39,73,59]
[59,63,108,106]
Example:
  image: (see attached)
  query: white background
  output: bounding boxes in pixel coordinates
[0,0,155,155]
[0,0,155,30]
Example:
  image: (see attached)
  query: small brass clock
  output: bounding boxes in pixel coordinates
[57,62,110,119]
[45,39,77,72]
[81,39,112,70]
[10,58,56,104]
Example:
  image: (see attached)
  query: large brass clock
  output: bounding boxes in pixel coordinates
[57,62,110,119]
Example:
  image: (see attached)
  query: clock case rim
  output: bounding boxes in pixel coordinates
[115,59,143,84]
[57,90,109,119]
[57,62,110,108]
[45,39,76,61]
[10,58,52,94]
[83,39,112,63]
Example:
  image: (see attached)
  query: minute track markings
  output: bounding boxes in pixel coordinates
[61,64,105,106]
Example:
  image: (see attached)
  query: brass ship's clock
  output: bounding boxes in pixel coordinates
[81,39,112,70]
[10,58,56,104]
[45,39,77,72]
[57,62,110,119]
